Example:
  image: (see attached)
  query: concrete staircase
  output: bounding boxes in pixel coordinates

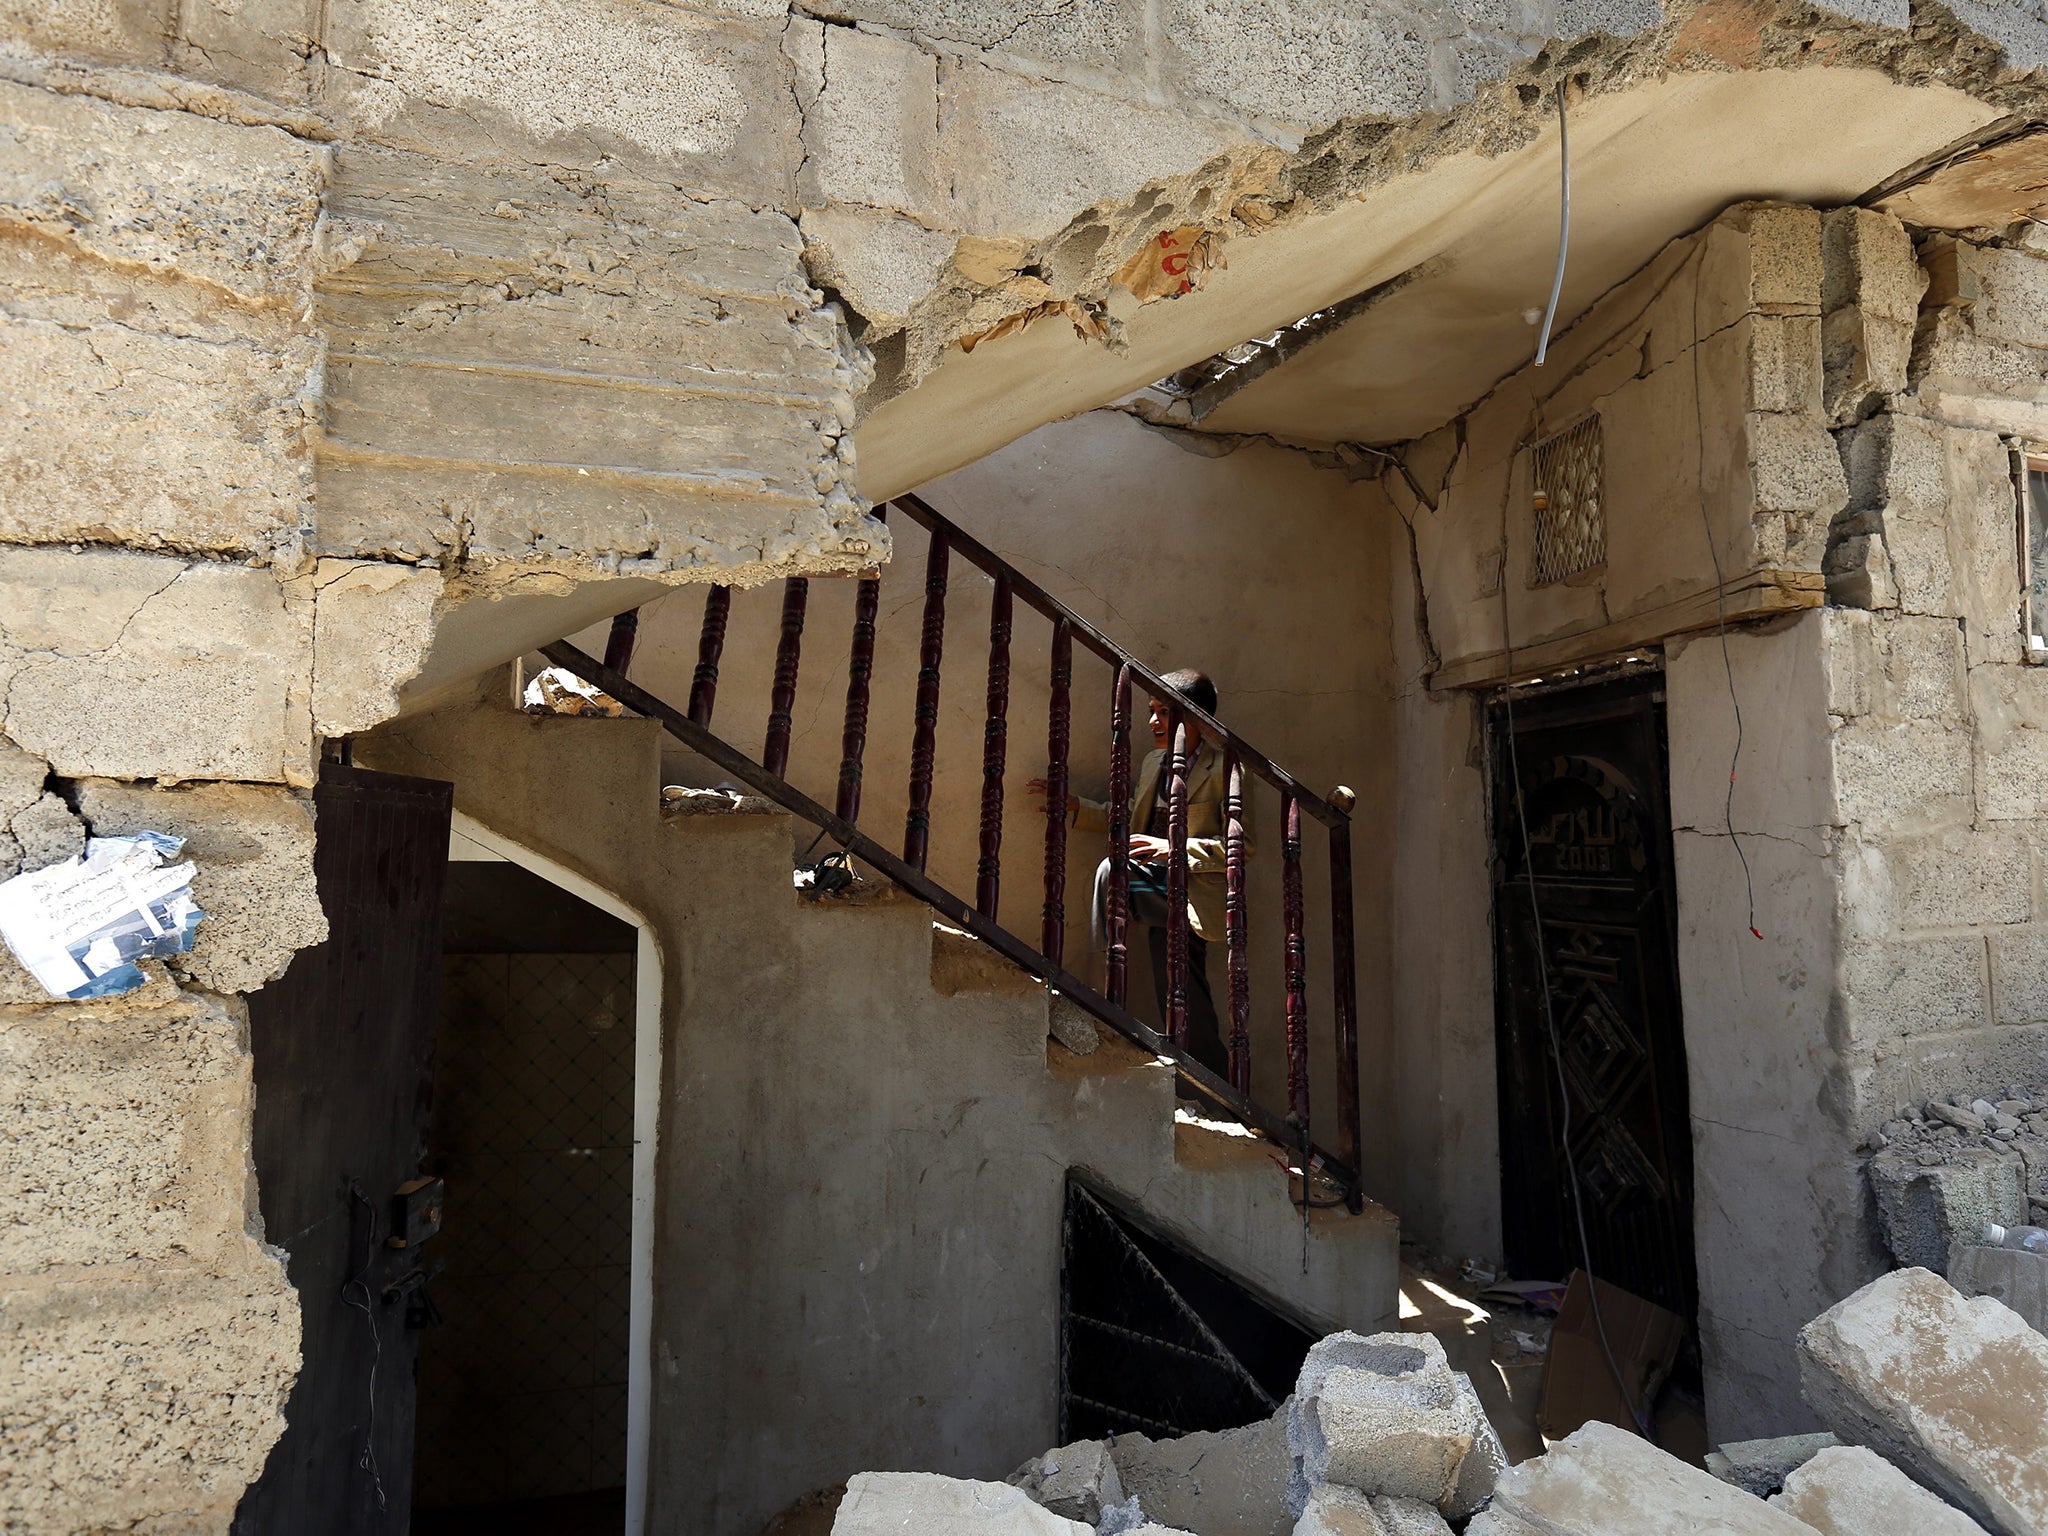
[364,697,1398,1536]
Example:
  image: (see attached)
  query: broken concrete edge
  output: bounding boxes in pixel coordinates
[0,749,327,1001]
[861,0,2045,417]
[1287,1329,1501,1517]
[1771,1443,1995,1536]
[1798,1265,2048,1536]
[1705,1430,1842,1497]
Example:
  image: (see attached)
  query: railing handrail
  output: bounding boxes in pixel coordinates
[543,488,1365,1211]
[540,638,1357,1194]
[892,494,1349,829]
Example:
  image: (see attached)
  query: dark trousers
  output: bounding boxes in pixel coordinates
[1097,859,1228,1080]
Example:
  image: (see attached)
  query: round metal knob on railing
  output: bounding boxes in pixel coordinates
[1330,784,1357,815]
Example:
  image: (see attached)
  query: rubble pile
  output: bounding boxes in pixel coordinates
[1864,1088,2048,1272]
[828,1269,2048,1535]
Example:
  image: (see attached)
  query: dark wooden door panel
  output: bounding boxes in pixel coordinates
[234,764,454,1536]
[1489,671,1697,1320]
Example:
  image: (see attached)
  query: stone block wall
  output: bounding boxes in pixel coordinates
[1390,202,1851,688]
[0,2,882,1526]
[1823,229,2048,1128]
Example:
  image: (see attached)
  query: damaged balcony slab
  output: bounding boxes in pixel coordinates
[856,3,2029,495]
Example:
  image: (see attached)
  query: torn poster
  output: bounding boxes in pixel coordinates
[0,832,202,999]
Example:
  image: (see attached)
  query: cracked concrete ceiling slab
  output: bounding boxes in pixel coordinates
[856,66,1999,488]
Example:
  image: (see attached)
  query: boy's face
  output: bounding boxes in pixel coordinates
[1148,698,1202,753]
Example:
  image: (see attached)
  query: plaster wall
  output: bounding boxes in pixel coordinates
[1383,516,1501,1263]
[593,408,1398,1185]
[360,682,1399,1536]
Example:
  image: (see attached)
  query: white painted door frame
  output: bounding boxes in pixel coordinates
[448,813,663,1536]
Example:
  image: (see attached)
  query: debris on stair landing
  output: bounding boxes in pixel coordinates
[823,1267,2048,1535]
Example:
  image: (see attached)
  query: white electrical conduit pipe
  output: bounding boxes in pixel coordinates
[1534,81,1570,366]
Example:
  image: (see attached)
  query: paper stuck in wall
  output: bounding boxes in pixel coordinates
[0,832,202,999]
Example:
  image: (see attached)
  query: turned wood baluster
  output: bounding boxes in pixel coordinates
[1105,665,1133,1009]
[1329,800,1362,1197]
[975,575,1013,918]
[1041,620,1072,964]
[1282,791,1311,1127]
[687,585,732,727]
[1164,714,1192,1050]
[836,509,885,825]
[762,578,809,779]
[1224,751,1252,1096]
[602,608,640,678]
[903,531,950,871]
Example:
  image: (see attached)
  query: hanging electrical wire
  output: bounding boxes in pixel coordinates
[1533,81,1571,367]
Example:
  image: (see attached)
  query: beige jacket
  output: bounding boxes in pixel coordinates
[1072,739,1249,942]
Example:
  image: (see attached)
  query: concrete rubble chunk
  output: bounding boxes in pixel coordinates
[832,1471,1094,1533]
[1800,1268,2048,1536]
[1483,1421,1823,1535]
[1705,1431,1841,1496]
[1949,1243,2048,1334]
[1293,1482,1389,1535]
[1008,1439,1125,1525]
[1368,1494,1453,1535]
[1287,1332,1492,1514]
[1868,1145,2027,1271]
[1446,1370,1508,1517]
[1770,1445,1991,1536]
[1110,1405,1292,1536]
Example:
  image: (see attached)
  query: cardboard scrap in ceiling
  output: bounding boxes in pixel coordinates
[1112,226,1223,304]
[1873,127,2048,229]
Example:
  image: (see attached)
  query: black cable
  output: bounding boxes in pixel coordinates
[343,1183,389,1512]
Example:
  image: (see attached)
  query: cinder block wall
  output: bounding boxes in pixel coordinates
[1826,234,2048,1127]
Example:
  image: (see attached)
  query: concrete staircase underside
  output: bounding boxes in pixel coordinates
[361,700,1398,1536]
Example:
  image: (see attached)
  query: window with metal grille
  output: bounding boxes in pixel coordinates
[1058,1178,1314,1442]
[1530,415,1606,585]
[2021,451,2048,662]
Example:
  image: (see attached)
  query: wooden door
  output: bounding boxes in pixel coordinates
[1489,670,1697,1319]
[234,763,454,1536]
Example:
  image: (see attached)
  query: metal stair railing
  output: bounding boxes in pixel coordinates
[541,490,1365,1209]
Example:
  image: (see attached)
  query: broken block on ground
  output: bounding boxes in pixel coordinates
[1293,1483,1387,1536]
[1948,1243,2048,1335]
[1369,1494,1453,1535]
[1110,1404,1292,1536]
[1868,1145,2026,1272]
[1287,1333,1498,1514]
[1769,1444,1991,1536]
[1008,1439,1125,1525]
[833,1471,1093,1533]
[1705,1431,1841,1496]
[1800,1267,2048,1536]
[1477,1421,1822,1535]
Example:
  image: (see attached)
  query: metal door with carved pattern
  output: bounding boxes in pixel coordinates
[1488,668,1696,1321]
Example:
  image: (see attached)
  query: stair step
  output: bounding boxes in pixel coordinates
[931,921,1044,998]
